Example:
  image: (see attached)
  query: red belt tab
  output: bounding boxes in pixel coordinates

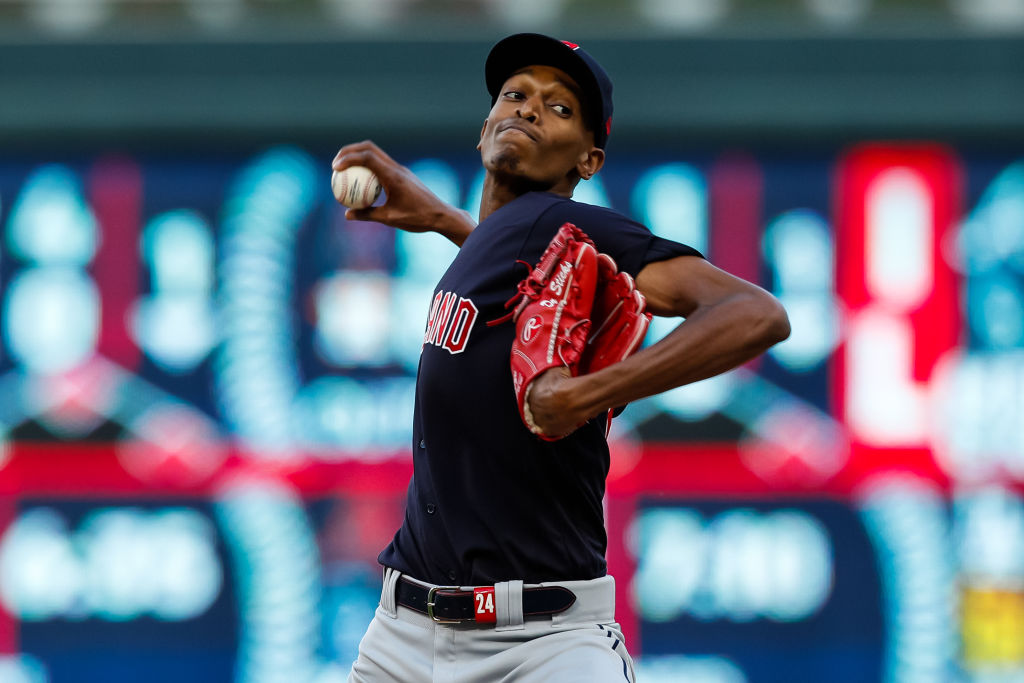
[473,586,497,623]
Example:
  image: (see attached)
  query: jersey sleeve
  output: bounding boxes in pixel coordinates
[539,199,703,278]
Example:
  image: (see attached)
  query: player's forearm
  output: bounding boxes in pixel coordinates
[432,206,477,247]
[571,291,790,419]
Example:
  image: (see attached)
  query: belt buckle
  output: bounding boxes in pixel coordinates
[426,585,463,624]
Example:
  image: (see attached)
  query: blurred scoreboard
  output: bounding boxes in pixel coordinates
[1,143,1024,682]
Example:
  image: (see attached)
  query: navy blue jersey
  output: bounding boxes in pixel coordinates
[379,191,702,585]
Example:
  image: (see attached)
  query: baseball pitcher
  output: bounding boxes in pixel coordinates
[332,33,791,682]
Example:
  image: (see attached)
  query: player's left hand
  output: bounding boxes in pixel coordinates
[523,368,591,439]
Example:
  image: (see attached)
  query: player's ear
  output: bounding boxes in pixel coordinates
[576,147,605,181]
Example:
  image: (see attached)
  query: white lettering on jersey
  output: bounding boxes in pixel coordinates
[424,290,479,355]
[429,291,458,346]
[443,298,479,353]
[424,291,445,344]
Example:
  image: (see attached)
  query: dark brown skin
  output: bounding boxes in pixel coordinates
[331,141,476,246]
[475,66,605,219]
[333,64,791,439]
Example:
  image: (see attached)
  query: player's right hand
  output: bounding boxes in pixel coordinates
[332,141,475,245]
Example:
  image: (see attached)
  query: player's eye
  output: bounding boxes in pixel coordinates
[551,104,572,117]
[503,90,524,100]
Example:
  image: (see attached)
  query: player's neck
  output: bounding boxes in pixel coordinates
[479,173,573,222]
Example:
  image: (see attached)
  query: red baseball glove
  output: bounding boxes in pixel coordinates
[490,222,652,440]
[580,253,652,375]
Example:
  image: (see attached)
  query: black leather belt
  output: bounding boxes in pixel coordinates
[395,576,576,623]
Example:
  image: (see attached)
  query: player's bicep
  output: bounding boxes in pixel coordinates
[636,255,767,318]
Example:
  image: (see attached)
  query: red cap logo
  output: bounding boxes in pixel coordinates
[561,41,580,50]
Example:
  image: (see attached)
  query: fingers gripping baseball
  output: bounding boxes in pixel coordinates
[331,140,447,232]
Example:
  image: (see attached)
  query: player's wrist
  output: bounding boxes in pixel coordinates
[433,207,476,246]
[571,369,617,422]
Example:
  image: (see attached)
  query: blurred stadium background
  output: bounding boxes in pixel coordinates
[1,1,1024,682]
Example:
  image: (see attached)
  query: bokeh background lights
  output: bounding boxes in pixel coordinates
[1,2,1024,682]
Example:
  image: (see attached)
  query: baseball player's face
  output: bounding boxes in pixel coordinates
[478,65,604,193]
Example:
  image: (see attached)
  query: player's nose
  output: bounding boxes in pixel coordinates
[516,97,540,123]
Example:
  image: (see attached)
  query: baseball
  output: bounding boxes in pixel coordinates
[331,166,382,209]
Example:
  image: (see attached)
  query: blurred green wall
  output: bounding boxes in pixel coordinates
[2,33,1022,150]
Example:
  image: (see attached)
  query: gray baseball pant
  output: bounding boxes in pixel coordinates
[348,568,636,682]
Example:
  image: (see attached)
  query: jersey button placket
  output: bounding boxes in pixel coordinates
[426,503,436,515]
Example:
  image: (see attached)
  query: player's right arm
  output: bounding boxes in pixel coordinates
[332,140,476,246]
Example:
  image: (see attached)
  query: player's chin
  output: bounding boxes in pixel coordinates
[486,150,558,190]
[487,143,528,171]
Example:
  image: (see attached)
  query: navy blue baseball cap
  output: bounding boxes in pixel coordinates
[485,33,614,149]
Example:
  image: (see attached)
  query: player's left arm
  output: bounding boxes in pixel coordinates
[526,254,790,438]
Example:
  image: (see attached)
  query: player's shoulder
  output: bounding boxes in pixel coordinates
[537,194,648,234]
